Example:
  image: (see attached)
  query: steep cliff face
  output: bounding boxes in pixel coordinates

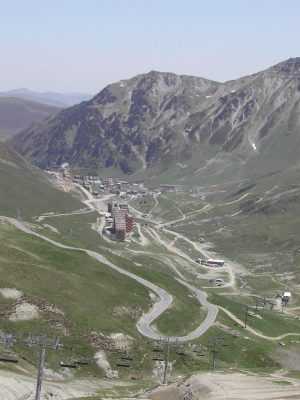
[11,58,300,178]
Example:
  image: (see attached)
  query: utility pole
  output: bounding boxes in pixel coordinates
[208,336,226,371]
[34,346,46,400]
[244,306,249,328]
[162,338,170,385]
[210,340,218,370]
[255,296,268,314]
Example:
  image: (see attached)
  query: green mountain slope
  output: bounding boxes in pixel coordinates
[0,97,60,140]
[0,143,81,218]
[0,221,153,377]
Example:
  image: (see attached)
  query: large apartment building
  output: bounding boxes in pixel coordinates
[109,202,135,241]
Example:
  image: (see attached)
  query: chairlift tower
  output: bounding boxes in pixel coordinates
[0,332,62,400]
[24,335,62,400]
[162,338,170,385]
[208,336,228,370]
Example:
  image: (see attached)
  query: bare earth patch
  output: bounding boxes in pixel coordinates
[94,350,118,379]
[9,303,39,321]
[0,288,23,300]
[0,369,106,400]
[109,332,134,350]
[149,372,300,400]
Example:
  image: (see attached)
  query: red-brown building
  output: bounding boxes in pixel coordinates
[109,202,135,241]
[125,215,135,233]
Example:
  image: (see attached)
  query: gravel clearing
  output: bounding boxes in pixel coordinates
[0,369,106,400]
[149,372,300,400]
[109,333,134,350]
[9,303,39,321]
[0,288,23,300]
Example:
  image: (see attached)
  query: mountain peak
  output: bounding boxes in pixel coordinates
[147,69,168,75]
[136,69,178,83]
[270,57,300,76]
[11,59,300,176]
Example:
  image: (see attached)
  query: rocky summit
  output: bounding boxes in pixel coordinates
[11,58,300,179]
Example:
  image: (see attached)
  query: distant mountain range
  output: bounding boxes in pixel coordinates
[0,97,60,140]
[0,88,92,108]
[10,58,300,184]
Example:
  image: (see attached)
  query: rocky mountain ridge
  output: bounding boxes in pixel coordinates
[11,58,300,180]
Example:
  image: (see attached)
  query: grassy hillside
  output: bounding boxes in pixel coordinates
[0,222,151,376]
[0,97,60,140]
[0,143,81,218]
[2,142,300,387]
[0,221,283,381]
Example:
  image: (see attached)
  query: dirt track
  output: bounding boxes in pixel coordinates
[149,372,300,400]
[0,368,102,400]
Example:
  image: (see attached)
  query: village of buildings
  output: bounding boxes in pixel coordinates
[47,163,180,242]
[46,164,293,306]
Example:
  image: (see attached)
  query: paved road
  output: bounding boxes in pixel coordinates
[4,217,217,343]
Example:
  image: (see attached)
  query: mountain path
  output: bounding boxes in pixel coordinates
[219,306,300,341]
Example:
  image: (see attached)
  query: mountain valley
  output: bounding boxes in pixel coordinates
[2,59,300,399]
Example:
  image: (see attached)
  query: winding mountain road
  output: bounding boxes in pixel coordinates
[4,186,299,344]
[3,217,218,343]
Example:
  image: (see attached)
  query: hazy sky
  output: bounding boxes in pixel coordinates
[1,0,300,93]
